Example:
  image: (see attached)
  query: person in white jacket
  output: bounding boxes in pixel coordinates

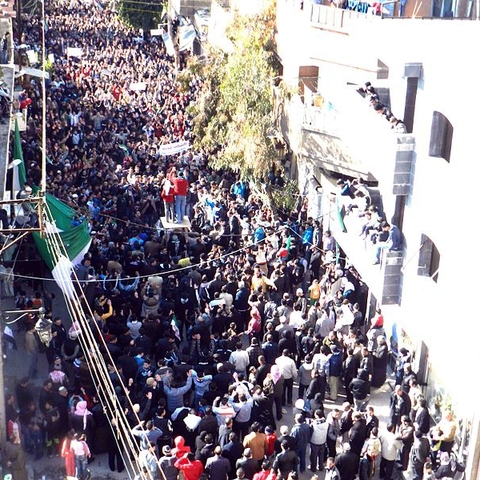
[309,409,328,472]
[275,349,298,406]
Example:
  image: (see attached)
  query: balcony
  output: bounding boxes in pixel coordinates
[277,83,412,305]
[307,2,383,31]
[278,82,415,191]
[320,196,404,305]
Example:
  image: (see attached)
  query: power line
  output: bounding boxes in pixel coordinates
[41,198,158,480]
[9,217,347,286]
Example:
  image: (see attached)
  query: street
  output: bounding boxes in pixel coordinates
[2,278,402,480]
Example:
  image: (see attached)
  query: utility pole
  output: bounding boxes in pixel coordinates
[15,0,22,43]
[0,302,5,446]
[167,0,180,73]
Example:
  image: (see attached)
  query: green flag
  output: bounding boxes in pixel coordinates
[12,119,27,191]
[33,194,92,297]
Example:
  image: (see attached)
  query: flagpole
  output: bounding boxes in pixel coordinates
[39,0,46,238]
[40,0,46,195]
[0,304,5,445]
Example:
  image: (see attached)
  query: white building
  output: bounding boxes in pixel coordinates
[275,0,480,475]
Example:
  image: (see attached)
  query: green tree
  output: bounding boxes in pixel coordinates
[186,0,281,179]
[118,0,164,30]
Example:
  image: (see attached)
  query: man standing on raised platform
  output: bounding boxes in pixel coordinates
[173,170,189,224]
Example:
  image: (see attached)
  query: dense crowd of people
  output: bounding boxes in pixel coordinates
[0,1,463,480]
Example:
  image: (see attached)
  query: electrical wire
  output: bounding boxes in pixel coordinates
[46,208,157,480]
[42,205,147,478]
[40,197,162,480]
[8,221,346,289]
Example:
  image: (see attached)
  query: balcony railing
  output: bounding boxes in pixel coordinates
[307,2,382,30]
[303,106,341,137]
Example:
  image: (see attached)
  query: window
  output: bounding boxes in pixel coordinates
[429,111,453,163]
[417,234,440,283]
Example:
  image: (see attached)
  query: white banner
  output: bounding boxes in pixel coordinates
[179,25,196,52]
[66,47,83,58]
[158,140,191,156]
[16,67,50,79]
[130,82,147,91]
[162,32,175,57]
[26,50,38,64]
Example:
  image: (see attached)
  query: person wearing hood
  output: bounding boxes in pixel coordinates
[348,369,371,412]
[172,435,191,459]
[68,400,95,449]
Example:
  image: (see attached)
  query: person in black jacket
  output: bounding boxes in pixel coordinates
[307,370,327,403]
[272,440,299,479]
[371,335,389,388]
[335,442,360,480]
[389,385,411,428]
[343,348,360,405]
[223,432,244,477]
[236,447,259,480]
[348,412,368,457]
[348,369,371,412]
[410,429,430,480]
[290,414,312,473]
[413,398,430,434]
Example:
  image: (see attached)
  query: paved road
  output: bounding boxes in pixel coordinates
[1,279,403,480]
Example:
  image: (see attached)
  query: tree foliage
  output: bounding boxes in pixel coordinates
[118,0,164,30]
[268,178,300,217]
[187,0,281,179]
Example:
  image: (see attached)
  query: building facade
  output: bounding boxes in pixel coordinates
[275,0,480,476]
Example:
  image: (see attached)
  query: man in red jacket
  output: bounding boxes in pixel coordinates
[173,170,189,224]
[174,452,204,480]
[161,178,175,223]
